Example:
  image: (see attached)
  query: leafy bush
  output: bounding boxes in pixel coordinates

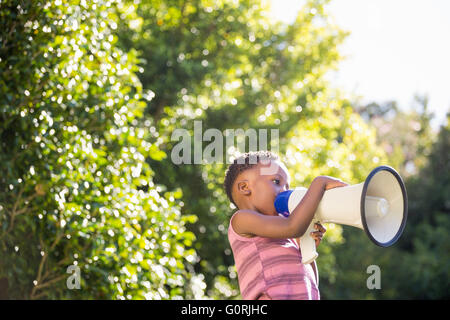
[0,0,200,299]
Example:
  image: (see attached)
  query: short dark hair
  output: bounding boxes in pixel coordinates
[223,150,279,207]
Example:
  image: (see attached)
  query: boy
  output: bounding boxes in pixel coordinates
[224,151,347,299]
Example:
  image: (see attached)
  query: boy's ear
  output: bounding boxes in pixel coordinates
[236,180,251,196]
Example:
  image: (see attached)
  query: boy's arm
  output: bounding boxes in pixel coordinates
[232,177,327,239]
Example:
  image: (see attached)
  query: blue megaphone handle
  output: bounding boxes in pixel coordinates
[274,189,293,217]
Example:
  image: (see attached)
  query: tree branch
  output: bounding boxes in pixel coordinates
[3,190,38,237]
[30,274,66,300]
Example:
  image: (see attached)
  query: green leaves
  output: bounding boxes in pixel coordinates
[1,0,199,300]
[149,144,167,161]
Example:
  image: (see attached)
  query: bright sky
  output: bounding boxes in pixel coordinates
[268,0,450,131]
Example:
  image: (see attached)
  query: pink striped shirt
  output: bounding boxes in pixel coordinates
[228,212,320,300]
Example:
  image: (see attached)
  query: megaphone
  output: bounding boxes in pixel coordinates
[274,165,408,264]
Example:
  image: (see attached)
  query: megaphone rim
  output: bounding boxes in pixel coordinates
[360,165,408,247]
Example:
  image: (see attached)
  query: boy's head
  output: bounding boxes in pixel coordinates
[224,151,290,215]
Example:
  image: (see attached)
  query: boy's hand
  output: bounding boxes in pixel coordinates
[310,223,326,247]
[315,176,349,190]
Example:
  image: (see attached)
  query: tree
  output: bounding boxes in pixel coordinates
[355,95,436,179]
[0,0,199,299]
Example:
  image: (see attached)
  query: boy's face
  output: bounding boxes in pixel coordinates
[234,159,291,215]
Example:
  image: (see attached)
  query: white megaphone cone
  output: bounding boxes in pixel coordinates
[274,166,408,264]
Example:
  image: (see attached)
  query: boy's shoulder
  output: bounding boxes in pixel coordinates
[231,208,261,219]
[229,209,263,238]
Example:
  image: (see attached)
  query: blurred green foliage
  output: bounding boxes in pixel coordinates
[355,96,436,179]
[1,0,199,299]
[1,0,448,299]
